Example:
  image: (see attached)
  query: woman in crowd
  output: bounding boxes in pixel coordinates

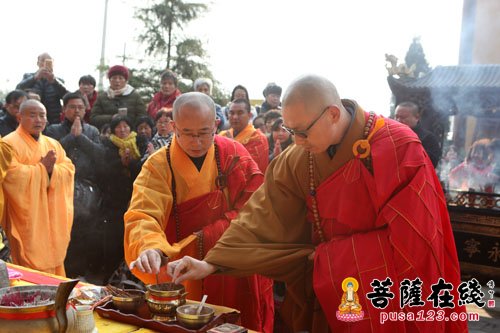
[194,77,227,131]
[151,108,174,150]
[90,65,146,130]
[97,115,148,283]
[77,75,98,123]
[147,70,181,119]
[268,118,293,161]
[135,116,155,141]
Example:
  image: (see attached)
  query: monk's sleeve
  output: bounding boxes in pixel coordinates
[204,149,314,282]
[3,149,51,221]
[49,144,75,194]
[0,139,13,225]
[201,154,264,254]
[124,151,188,267]
[0,140,12,184]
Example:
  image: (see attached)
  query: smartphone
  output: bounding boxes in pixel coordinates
[44,59,53,72]
[118,108,128,116]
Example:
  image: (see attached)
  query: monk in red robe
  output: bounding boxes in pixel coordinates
[220,98,269,172]
[124,92,274,332]
[168,75,467,333]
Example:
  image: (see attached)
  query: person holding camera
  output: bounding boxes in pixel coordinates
[16,53,68,125]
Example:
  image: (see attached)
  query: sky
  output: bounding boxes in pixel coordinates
[0,0,464,116]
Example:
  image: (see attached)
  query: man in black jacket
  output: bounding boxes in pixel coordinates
[0,90,27,137]
[46,92,104,280]
[395,101,441,167]
[17,53,68,124]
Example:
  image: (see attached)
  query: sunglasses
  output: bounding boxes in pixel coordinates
[282,106,330,139]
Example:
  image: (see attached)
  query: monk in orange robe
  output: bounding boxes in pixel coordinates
[0,137,13,262]
[124,92,274,332]
[168,75,467,333]
[220,98,269,172]
[2,100,74,276]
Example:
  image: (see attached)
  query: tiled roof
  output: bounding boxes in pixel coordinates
[388,65,500,89]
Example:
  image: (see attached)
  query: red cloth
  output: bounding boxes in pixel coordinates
[164,135,274,333]
[310,114,467,332]
[147,89,181,118]
[243,129,269,173]
[84,90,98,123]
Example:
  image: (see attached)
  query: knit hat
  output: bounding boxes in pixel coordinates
[263,82,282,97]
[108,65,129,80]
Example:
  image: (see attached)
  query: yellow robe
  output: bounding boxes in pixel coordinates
[124,136,217,284]
[2,127,75,275]
[0,138,13,258]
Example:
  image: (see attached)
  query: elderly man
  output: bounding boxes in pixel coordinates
[16,53,68,124]
[220,98,269,172]
[124,92,274,332]
[2,100,74,275]
[46,92,103,279]
[395,101,441,167]
[168,75,467,333]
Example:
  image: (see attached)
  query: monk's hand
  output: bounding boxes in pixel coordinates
[167,256,216,284]
[41,150,57,174]
[129,249,166,275]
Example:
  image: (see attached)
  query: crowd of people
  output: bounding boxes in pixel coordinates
[0,52,480,332]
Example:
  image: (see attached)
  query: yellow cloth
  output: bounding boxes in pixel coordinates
[109,131,141,160]
[124,135,216,284]
[2,127,75,274]
[0,138,13,253]
[220,123,255,145]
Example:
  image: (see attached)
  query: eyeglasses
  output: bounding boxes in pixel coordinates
[66,105,86,111]
[176,130,215,141]
[282,106,330,139]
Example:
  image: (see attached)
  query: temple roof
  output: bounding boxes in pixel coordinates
[388,65,500,90]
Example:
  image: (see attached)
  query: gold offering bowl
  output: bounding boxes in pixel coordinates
[145,283,187,321]
[111,289,145,313]
[176,304,215,329]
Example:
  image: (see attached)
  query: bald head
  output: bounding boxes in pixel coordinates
[20,99,46,114]
[282,74,342,116]
[172,92,216,122]
[171,92,218,158]
[281,75,352,154]
[18,100,47,136]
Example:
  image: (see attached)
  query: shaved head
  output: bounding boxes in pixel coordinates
[20,99,46,114]
[281,74,352,154]
[18,100,47,136]
[172,92,216,122]
[283,74,342,116]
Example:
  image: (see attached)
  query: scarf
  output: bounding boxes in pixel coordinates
[109,131,141,160]
[107,84,134,99]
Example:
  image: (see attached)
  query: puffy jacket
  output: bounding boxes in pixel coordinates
[16,73,68,124]
[90,86,147,130]
[45,119,104,183]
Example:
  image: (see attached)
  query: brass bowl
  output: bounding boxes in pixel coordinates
[112,289,145,313]
[176,304,215,329]
[145,283,187,321]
